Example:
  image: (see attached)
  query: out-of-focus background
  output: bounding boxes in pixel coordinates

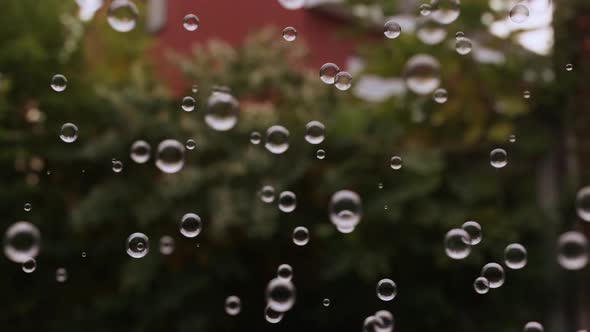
[0,0,589,331]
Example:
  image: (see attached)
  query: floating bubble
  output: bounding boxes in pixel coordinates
[319,63,340,84]
[282,26,297,42]
[181,96,196,112]
[417,20,447,45]
[50,74,67,92]
[56,267,68,283]
[430,0,461,24]
[490,148,507,169]
[523,90,531,99]
[81,251,87,258]
[293,226,309,246]
[390,156,403,170]
[455,31,465,39]
[403,54,441,95]
[576,187,590,222]
[444,228,471,259]
[334,71,353,91]
[504,243,527,269]
[183,14,200,31]
[375,310,395,332]
[179,213,202,238]
[461,221,482,245]
[107,0,138,32]
[250,131,261,145]
[524,321,544,332]
[112,159,123,173]
[363,315,384,332]
[266,277,296,312]
[265,125,290,154]
[329,190,362,231]
[277,0,305,10]
[205,90,240,131]
[24,203,32,212]
[557,231,588,270]
[565,64,573,71]
[376,278,398,301]
[323,298,330,306]
[473,277,489,294]
[419,3,432,16]
[130,140,151,164]
[191,84,199,93]
[185,139,196,150]
[433,88,448,103]
[384,20,401,39]
[260,185,276,204]
[277,264,293,280]
[155,139,185,174]
[3,221,41,263]
[60,123,79,143]
[305,121,325,145]
[316,149,326,160]
[378,182,384,189]
[509,4,530,23]
[455,37,472,55]
[264,305,284,324]
[225,295,241,316]
[509,134,517,143]
[22,258,36,273]
[159,235,174,255]
[126,232,149,259]
[480,263,505,288]
[278,191,297,213]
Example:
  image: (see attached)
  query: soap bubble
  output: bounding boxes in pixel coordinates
[329,190,362,231]
[264,305,284,324]
[461,221,482,245]
[126,232,149,259]
[557,231,588,270]
[50,74,67,92]
[225,296,241,316]
[259,185,276,203]
[277,264,293,280]
[278,191,297,213]
[179,213,202,238]
[305,121,325,145]
[265,125,290,154]
[509,4,530,23]
[60,123,79,143]
[473,277,489,294]
[504,243,527,269]
[107,0,138,32]
[181,96,196,112]
[376,278,398,301]
[183,14,200,31]
[523,321,544,332]
[56,267,68,283]
[3,221,41,263]
[334,72,353,91]
[384,20,402,39]
[293,226,309,246]
[490,148,507,168]
[430,0,461,24]
[266,277,296,312]
[575,186,590,222]
[403,54,441,95]
[480,263,505,288]
[320,63,340,84]
[130,140,151,164]
[205,90,239,131]
[155,139,185,174]
[282,26,297,41]
[22,258,37,273]
[159,235,174,255]
[444,228,471,259]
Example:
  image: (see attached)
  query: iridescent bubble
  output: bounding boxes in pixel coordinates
[329,190,362,231]
[403,54,441,95]
[60,123,79,143]
[181,96,196,112]
[419,3,432,16]
[557,231,588,270]
[480,263,505,288]
[473,277,489,294]
[126,232,149,259]
[266,277,296,312]
[183,14,200,31]
[56,267,68,283]
[277,0,305,10]
[319,63,340,84]
[277,264,293,280]
[250,131,262,145]
[112,159,123,173]
[375,310,395,332]
[566,64,574,72]
[179,213,202,238]
[524,321,544,332]
[24,203,32,212]
[376,278,398,301]
[155,139,185,174]
[259,185,276,204]
[225,295,241,316]
[107,0,138,32]
[264,305,284,324]
[278,191,297,213]
[384,20,401,39]
[323,298,330,306]
[205,90,240,131]
[575,186,590,222]
[390,156,403,170]
[159,235,174,255]
[282,26,297,42]
[334,71,353,91]
[433,88,448,103]
[504,243,527,269]
[461,221,482,245]
[490,148,507,169]
[22,257,36,273]
[444,228,471,259]
[316,149,326,160]
[3,221,41,263]
[430,0,461,24]
[50,74,67,92]
[509,4,530,23]
[293,226,309,246]
[455,37,472,55]
[185,139,196,150]
[130,140,151,164]
[265,125,290,154]
[305,120,325,145]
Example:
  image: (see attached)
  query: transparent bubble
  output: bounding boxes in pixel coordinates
[576,187,590,222]
[191,84,199,93]
[480,263,505,288]
[384,20,401,39]
[430,0,461,24]
[179,213,202,238]
[461,221,482,245]
[60,123,79,143]
[416,19,447,45]
[433,88,448,103]
[557,231,588,270]
[384,204,389,210]
[250,131,262,145]
[378,182,384,189]
[390,156,403,170]
[509,134,517,143]
[305,121,326,145]
[455,37,472,55]
[181,96,196,112]
[444,228,471,259]
[277,264,293,280]
[524,321,544,332]
[278,191,297,213]
[509,4,530,23]
[403,54,441,95]
[24,203,32,212]
[455,31,465,39]
[56,267,68,283]
[264,305,284,324]
[265,125,290,154]
[329,190,362,231]
[363,315,384,332]
[293,226,309,246]
[185,139,196,151]
[159,235,174,255]
[225,295,241,316]
[316,149,326,160]
[260,185,276,204]
[112,159,123,173]
[566,64,574,71]
[205,90,240,131]
[504,243,527,269]
[375,310,394,332]
[319,63,340,84]
[126,232,149,259]
[334,71,353,91]
[3,221,41,263]
[282,26,297,42]
[323,298,330,306]
[490,148,508,169]
[419,3,432,16]
[22,257,36,273]
[473,277,489,294]
[107,0,138,32]
[278,0,306,10]
[266,277,296,312]
[130,140,151,164]
[183,14,200,31]
[376,278,397,301]
[50,74,67,92]
[81,251,86,258]
[155,139,185,174]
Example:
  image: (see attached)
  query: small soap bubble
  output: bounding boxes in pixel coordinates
[474,277,489,294]
[225,296,241,316]
[504,243,527,269]
[130,140,151,164]
[259,185,276,204]
[319,63,340,84]
[185,139,196,150]
[480,263,505,288]
[278,191,297,213]
[292,226,309,246]
[126,232,149,259]
[56,267,68,283]
[490,148,507,168]
[444,228,471,259]
[22,258,37,273]
[107,0,139,32]
[390,156,403,170]
[376,278,398,301]
[277,264,293,280]
[159,235,175,255]
[181,96,196,112]
[179,213,202,238]
[24,203,32,212]
[509,4,530,23]
[60,123,79,143]
[282,26,297,42]
[183,14,200,31]
[316,149,326,160]
[50,74,67,92]
[334,71,353,91]
[384,20,402,39]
